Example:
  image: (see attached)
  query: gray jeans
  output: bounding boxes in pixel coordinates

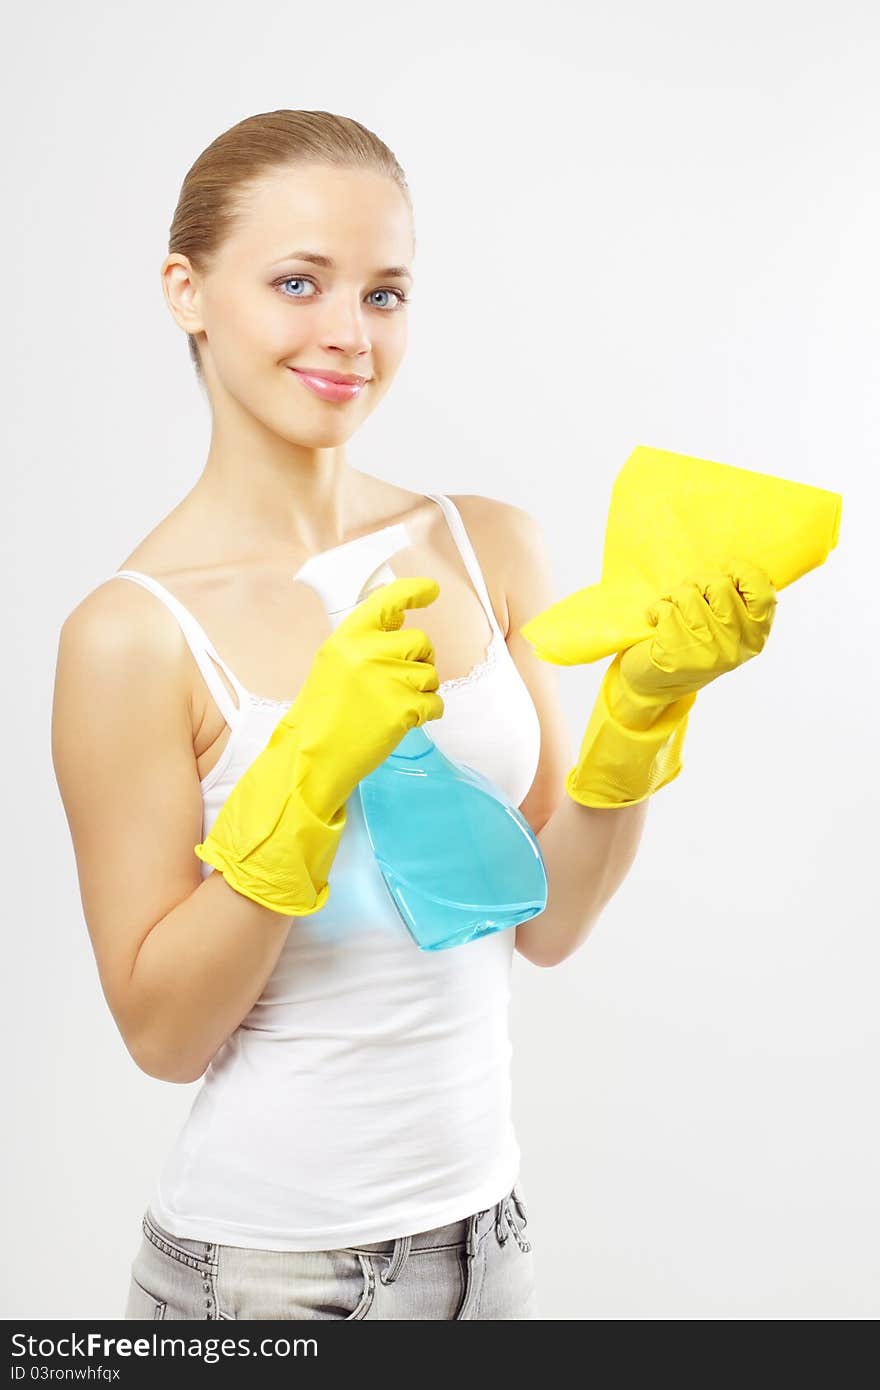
[124,1184,538,1320]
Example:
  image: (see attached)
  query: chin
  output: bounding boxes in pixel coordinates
[279,417,362,449]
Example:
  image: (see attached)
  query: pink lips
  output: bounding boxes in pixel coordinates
[288,368,366,402]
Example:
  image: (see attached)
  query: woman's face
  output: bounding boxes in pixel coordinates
[169,163,414,447]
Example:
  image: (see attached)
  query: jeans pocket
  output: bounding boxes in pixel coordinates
[226,1246,376,1321]
[339,1251,376,1320]
[124,1274,167,1320]
[129,1224,211,1319]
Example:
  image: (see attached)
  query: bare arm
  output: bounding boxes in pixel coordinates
[51,583,295,1084]
[522,795,649,966]
[126,872,293,1082]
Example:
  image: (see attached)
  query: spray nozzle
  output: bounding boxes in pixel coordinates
[292,521,413,628]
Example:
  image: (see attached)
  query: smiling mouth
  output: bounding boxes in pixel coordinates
[287,368,368,401]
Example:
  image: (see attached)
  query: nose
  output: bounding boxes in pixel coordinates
[316,294,373,360]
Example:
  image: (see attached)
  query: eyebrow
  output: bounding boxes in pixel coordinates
[270,250,413,283]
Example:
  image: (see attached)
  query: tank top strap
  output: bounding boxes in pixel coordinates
[423,493,505,641]
[110,571,249,729]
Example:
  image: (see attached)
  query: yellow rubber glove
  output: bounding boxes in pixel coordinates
[567,560,777,808]
[194,576,444,915]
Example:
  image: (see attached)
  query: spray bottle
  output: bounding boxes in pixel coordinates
[294,523,548,951]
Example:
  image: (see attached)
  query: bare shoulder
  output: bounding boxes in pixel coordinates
[447,492,539,551]
[447,493,543,619]
[56,577,193,720]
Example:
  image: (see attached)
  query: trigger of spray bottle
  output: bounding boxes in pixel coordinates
[292,522,438,763]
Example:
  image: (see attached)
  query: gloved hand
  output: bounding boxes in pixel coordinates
[566,559,777,809]
[290,575,446,821]
[194,576,444,915]
[616,560,778,713]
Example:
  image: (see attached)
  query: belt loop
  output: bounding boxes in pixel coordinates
[466,1212,480,1259]
[495,1197,509,1246]
[380,1234,412,1285]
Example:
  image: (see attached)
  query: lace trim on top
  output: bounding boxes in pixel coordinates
[248,693,294,710]
[435,628,503,692]
[245,630,506,709]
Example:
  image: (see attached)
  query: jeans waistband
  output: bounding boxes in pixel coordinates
[144,1183,526,1288]
[345,1185,525,1285]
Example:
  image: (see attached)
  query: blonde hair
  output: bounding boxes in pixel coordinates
[167,109,414,380]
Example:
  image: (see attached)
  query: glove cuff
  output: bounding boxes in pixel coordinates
[567,655,697,809]
[194,786,347,918]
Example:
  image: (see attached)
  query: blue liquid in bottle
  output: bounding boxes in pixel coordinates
[359,725,548,951]
[294,522,549,952]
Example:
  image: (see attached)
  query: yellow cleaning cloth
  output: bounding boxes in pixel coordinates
[520,445,842,665]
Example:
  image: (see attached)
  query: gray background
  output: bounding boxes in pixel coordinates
[2,0,875,1320]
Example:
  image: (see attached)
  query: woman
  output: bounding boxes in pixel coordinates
[51,109,775,1321]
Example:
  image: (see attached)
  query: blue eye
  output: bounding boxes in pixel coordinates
[368,287,408,310]
[277,276,315,299]
[274,275,408,310]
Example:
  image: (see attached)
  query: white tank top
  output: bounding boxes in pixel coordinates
[111,493,542,1251]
